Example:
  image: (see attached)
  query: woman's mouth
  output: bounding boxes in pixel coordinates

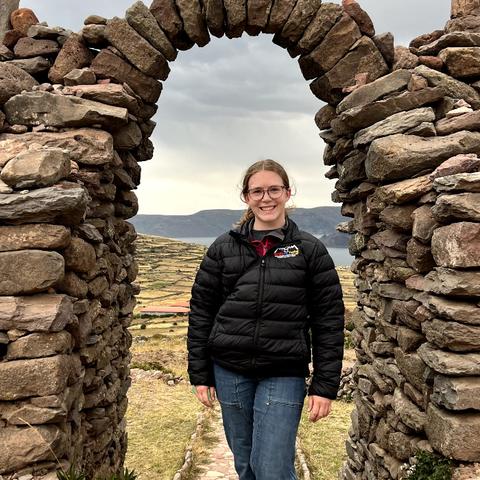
[260,206,275,212]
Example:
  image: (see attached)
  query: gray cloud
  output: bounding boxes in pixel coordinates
[20,0,452,214]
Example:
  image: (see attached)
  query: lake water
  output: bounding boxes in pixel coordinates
[174,237,353,267]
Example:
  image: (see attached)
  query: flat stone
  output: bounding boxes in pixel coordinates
[417,293,480,325]
[372,282,413,301]
[13,37,59,58]
[433,375,480,410]
[105,17,170,80]
[48,33,93,84]
[295,3,343,55]
[299,14,361,80]
[343,1,374,37]
[0,183,88,226]
[333,87,444,136]
[393,46,419,70]
[4,91,128,130]
[0,129,114,167]
[373,32,395,66]
[394,348,427,392]
[434,172,480,192]
[337,69,412,114]
[0,355,74,401]
[0,61,38,105]
[418,32,480,56]
[149,0,184,44]
[0,294,73,332]
[205,0,226,37]
[81,24,107,47]
[0,425,63,474]
[0,0,19,40]
[432,193,480,222]
[57,271,88,298]
[412,205,439,243]
[419,342,480,375]
[423,318,480,352]
[376,175,433,205]
[1,148,70,189]
[273,0,321,48]
[424,267,480,297]
[91,49,162,103]
[10,8,38,35]
[439,47,480,78]
[27,24,70,40]
[63,237,96,274]
[432,222,480,268]
[223,0,246,38]
[430,153,480,179]
[392,387,427,432]
[113,121,143,150]
[414,64,480,109]
[264,0,296,34]
[310,36,389,104]
[451,0,480,18]
[379,204,416,232]
[63,67,96,86]
[245,0,271,36]
[7,331,72,360]
[437,108,480,136]
[174,0,210,46]
[371,229,409,252]
[426,404,480,461]
[126,1,177,61]
[354,107,435,147]
[0,224,70,252]
[446,14,480,34]
[406,121,437,137]
[315,105,336,130]
[5,56,50,75]
[63,83,141,116]
[397,327,424,352]
[406,238,435,273]
[366,132,480,183]
[0,250,64,295]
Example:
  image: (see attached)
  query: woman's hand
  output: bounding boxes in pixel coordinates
[307,395,332,422]
[194,385,217,408]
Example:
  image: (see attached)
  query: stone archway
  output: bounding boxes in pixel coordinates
[0,0,480,479]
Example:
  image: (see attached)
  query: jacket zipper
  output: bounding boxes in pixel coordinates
[252,257,266,367]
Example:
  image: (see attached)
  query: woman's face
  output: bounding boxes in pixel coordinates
[245,170,291,230]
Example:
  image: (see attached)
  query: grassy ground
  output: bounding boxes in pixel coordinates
[298,400,354,479]
[126,234,357,478]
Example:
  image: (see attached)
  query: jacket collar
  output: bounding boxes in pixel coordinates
[230,216,300,243]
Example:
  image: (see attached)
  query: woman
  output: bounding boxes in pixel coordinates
[187,159,344,480]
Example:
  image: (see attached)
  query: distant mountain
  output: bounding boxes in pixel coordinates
[131,207,350,247]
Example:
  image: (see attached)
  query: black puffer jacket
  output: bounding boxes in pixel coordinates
[187,219,345,399]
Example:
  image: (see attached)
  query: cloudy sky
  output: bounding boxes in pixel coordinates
[21,0,452,214]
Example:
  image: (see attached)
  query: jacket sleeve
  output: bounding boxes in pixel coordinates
[187,242,223,386]
[307,240,345,399]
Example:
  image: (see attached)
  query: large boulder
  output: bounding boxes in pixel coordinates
[0,61,38,105]
[0,0,19,39]
[439,46,480,78]
[9,7,38,35]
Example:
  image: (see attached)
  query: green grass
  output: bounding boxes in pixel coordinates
[298,400,354,479]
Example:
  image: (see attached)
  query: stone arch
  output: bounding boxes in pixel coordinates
[0,0,480,479]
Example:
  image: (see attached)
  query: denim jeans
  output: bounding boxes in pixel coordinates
[213,362,306,480]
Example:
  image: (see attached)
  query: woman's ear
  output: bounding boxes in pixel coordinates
[286,188,292,201]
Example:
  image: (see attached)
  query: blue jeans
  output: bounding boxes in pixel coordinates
[213,363,306,480]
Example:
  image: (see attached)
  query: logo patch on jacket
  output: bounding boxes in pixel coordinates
[274,244,300,259]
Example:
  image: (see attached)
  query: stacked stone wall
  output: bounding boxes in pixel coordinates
[0,0,478,478]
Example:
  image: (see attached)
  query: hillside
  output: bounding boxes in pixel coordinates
[131,207,349,247]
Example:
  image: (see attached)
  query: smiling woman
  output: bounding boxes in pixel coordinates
[1,0,479,480]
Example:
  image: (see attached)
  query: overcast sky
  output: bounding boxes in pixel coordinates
[21,0,452,214]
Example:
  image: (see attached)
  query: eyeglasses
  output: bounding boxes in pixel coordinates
[245,185,288,201]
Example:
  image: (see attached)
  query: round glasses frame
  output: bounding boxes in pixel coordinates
[244,185,288,201]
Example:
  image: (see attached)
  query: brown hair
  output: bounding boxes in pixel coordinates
[238,159,291,226]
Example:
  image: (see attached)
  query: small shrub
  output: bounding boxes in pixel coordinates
[57,465,86,480]
[140,324,147,330]
[406,451,453,480]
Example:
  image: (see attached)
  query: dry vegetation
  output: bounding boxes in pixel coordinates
[126,234,357,478]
